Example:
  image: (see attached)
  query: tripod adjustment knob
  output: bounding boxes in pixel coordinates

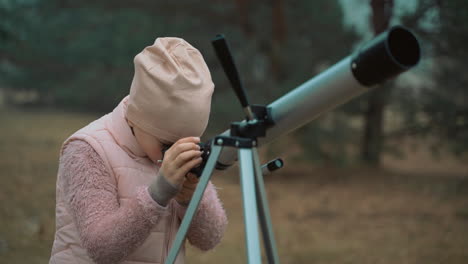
[261,158,284,175]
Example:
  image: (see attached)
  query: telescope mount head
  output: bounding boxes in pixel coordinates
[212,35,275,141]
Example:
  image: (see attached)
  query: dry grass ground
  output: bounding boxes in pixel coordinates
[1,109,467,263]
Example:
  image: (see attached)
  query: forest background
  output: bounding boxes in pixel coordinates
[1,0,467,263]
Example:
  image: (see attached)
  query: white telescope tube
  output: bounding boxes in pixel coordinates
[214,25,421,169]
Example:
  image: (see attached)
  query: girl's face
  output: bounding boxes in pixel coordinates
[128,121,172,165]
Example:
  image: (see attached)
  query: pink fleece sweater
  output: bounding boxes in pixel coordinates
[61,140,227,264]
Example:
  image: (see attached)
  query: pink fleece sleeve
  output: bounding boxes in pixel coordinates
[61,140,167,264]
[176,181,228,251]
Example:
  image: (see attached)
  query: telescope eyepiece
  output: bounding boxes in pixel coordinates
[189,142,211,177]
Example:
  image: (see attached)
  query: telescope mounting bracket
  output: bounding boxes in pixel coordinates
[230,104,274,140]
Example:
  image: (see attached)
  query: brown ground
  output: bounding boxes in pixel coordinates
[1,109,467,264]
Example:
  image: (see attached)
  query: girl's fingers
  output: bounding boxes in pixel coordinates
[161,137,202,184]
[166,142,200,160]
[174,137,200,146]
[186,173,199,182]
[179,157,203,176]
[173,150,202,168]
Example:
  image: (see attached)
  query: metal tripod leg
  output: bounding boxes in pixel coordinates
[252,148,280,264]
[164,144,223,264]
[238,148,262,263]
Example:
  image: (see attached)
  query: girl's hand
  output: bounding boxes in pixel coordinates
[159,137,203,187]
[175,173,199,206]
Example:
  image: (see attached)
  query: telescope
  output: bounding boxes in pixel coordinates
[191,25,421,175]
[167,25,421,264]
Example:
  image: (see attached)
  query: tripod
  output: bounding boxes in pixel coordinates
[165,134,281,264]
[164,35,282,264]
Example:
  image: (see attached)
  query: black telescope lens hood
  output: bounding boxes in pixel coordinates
[351,25,421,86]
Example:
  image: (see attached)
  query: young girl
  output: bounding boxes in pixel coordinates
[49,37,228,264]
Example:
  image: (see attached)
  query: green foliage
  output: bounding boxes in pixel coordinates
[0,0,360,164]
[2,0,466,164]
[1,1,174,110]
[396,0,468,156]
[0,0,38,43]
[297,113,360,166]
[0,0,39,85]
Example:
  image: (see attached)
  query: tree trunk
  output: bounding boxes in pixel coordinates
[361,0,394,166]
[270,0,286,81]
[234,0,253,37]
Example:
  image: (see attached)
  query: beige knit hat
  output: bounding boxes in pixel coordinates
[126,37,215,143]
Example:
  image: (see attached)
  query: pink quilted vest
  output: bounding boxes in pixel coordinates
[50,97,185,264]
